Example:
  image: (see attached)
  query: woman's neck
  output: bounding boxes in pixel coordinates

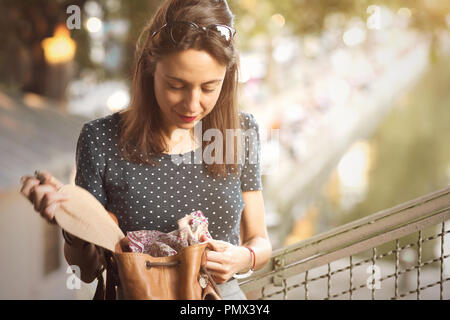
[162,128,200,154]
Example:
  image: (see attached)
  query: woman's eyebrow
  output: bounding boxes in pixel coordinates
[164,74,222,85]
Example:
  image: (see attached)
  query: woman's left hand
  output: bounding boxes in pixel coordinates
[202,238,252,284]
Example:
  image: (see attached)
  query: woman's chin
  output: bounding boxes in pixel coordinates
[176,121,196,129]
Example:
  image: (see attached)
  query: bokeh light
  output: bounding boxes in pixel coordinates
[86,17,103,33]
[41,24,76,64]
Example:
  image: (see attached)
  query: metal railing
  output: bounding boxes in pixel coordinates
[239,186,450,299]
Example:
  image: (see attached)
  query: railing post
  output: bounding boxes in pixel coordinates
[305,270,309,300]
[273,256,285,286]
[371,247,377,300]
[349,255,353,300]
[440,222,445,300]
[272,255,288,299]
[326,263,331,299]
[394,239,400,300]
[417,231,422,300]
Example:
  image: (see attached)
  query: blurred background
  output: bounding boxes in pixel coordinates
[0,0,449,299]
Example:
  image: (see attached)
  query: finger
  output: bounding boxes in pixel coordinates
[37,170,64,190]
[204,260,224,273]
[20,178,40,198]
[210,271,228,284]
[211,273,226,284]
[20,175,33,184]
[206,239,228,252]
[42,202,60,222]
[200,234,212,242]
[29,184,56,212]
[206,250,230,264]
[38,191,71,213]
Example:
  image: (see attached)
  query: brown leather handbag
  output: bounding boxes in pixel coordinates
[94,239,222,300]
[53,185,222,300]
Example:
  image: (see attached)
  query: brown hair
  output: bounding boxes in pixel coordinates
[119,0,241,178]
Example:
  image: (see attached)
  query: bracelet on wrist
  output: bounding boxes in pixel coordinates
[245,245,256,271]
[233,246,256,280]
[233,268,253,279]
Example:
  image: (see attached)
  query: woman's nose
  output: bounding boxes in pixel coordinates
[184,89,202,113]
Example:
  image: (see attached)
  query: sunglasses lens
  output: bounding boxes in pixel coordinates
[208,25,233,43]
[171,22,197,43]
[166,22,235,45]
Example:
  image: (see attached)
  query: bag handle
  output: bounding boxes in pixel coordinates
[145,260,180,267]
[94,212,120,300]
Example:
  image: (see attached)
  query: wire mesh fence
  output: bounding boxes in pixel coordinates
[239,187,450,300]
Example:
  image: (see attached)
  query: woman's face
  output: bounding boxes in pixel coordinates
[153,49,227,136]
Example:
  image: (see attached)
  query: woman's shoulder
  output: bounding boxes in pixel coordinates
[76,112,123,151]
[82,112,121,131]
[238,110,259,131]
[78,112,122,141]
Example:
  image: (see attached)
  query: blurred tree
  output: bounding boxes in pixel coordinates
[0,0,163,99]
[1,0,448,99]
[118,0,164,81]
[0,0,88,98]
[231,0,450,40]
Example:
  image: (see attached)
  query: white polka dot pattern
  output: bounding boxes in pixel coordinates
[74,111,262,245]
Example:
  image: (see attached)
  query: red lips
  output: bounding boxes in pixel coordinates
[178,114,197,123]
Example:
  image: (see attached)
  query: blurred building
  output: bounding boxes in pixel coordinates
[0,90,92,299]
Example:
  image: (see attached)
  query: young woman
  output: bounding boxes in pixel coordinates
[20,0,271,300]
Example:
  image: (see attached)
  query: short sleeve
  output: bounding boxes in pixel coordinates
[74,123,108,207]
[240,112,263,191]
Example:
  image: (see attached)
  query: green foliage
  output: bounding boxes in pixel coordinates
[1,0,449,94]
[341,54,450,226]
[230,0,449,43]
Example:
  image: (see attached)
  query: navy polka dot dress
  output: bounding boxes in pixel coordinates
[74,111,262,246]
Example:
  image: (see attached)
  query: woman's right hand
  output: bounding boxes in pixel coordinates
[20,170,71,224]
[21,171,103,282]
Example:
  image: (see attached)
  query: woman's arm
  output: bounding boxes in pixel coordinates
[63,209,119,283]
[20,171,104,283]
[238,113,272,271]
[239,190,272,270]
[63,234,103,283]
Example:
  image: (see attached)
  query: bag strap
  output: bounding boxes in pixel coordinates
[93,250,119,300]
[200,265,222,298]
[93,211,122,300]
[93,272,104,300]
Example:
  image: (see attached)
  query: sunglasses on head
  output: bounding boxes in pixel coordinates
[151,21,236,45]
